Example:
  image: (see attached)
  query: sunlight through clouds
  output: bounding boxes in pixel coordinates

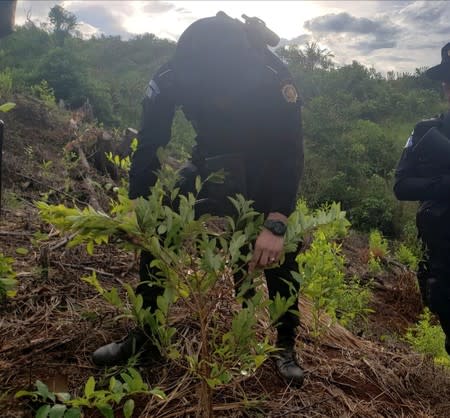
[15,0,450,73]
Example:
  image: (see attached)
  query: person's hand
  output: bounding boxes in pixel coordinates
[249,228,285,272]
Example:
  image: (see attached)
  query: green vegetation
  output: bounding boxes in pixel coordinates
[297,225,372,338]
[0,252,17,300]
[16,368,165,418]
[35,151,356,415]
[405,308,450,367]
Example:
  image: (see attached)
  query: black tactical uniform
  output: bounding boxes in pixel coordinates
[93,13,304,385]
[394,43,450,354]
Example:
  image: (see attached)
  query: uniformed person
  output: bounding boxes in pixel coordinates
[92,12,304,386]
[394,42,450,354]
[0,0,17,38]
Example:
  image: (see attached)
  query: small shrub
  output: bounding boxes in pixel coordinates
[30,80,56,107]
[297,231,372,337]
[0,253,17,300]
[369,229,389,259]
[405,308,450,367]
[395,243,419,271]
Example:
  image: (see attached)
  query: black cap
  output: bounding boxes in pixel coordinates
[426,43,450,81]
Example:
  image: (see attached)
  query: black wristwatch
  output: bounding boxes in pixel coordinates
[263,219,287,236]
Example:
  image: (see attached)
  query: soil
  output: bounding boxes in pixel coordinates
[1,96,450,418]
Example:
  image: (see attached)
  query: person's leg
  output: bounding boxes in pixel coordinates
[264,251,300,345]
[92,163,199,367]
[92,251,164,366]
[423,242,450,354]
[264,250,303,386]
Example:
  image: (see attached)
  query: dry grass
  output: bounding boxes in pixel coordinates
[1,207,450,418]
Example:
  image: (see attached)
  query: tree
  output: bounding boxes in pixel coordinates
[48,5,77,45]
[277,41,334,71]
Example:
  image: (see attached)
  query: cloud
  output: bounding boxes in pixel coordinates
[399,0,449,24]
[142,1,175,14]
[304,12,401,53]
[305,12,392,36]
[70,4,131,38]
[278,34,311,48]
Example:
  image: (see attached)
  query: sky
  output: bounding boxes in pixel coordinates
[14,0,450,74]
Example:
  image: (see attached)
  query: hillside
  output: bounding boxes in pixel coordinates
[1,95,450,417]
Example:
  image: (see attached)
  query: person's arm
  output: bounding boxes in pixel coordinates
[129,64,176,199]
[250,77,303,271]
[266,81,303,217]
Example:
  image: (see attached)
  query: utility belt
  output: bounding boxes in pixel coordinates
[177,151,247,217]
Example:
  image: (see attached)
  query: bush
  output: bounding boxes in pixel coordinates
[30,80,56,107]
[395,243,419,270]
[405,308,450,367]
[296,230,372,337]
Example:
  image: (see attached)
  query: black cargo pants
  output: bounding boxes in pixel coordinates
[417,239,450,337]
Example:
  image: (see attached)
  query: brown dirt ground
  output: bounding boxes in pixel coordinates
[1,97,450,417]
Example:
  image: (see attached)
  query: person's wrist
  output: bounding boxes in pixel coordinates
[266,212,288,223]
[263,218,287,236]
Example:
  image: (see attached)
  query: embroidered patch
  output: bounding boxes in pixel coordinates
[281,83,298,103]
[404,135,413,148]
[145,79,160,100]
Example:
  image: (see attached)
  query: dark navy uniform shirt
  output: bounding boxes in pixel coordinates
[129,49,303,217]
[394,112,450,202]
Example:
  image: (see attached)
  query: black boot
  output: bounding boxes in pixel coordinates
[275,343,304,387]
[92,329,148,367]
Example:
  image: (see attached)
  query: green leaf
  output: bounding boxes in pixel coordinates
[123,399,135,418]
[36,405,51,418]
[63,408,82,418]
[49,404,67,418]
[0,102,16,112]
[15,390,36,399]
[86,241,94,255]
[150,388,167,400]
[97,404,114,418]
[84,376,95,399]
[55,392,71,403]
[15,247,29,256]
[36,380,52,401]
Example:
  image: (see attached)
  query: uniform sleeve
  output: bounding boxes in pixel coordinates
[269,97,303,216]
[394,123,450,202]
[129,64,176,199]
[264,72,303,216]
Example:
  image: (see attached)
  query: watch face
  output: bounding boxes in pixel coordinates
[265,220,286,235]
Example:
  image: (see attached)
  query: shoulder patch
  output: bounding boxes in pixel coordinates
[145,79,160,100]
[281,83,298,103]
[404,135,413,148]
